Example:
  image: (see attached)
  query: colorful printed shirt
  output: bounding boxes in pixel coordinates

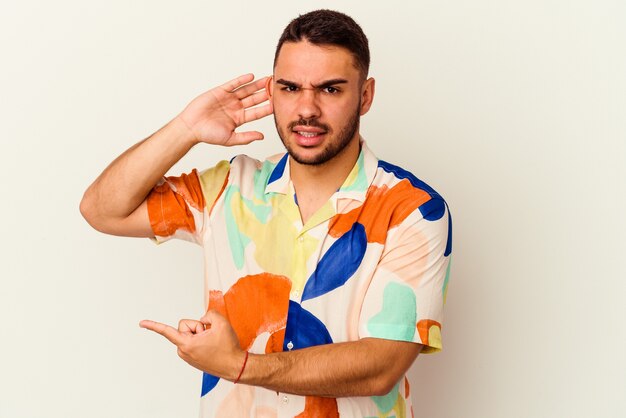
[146,141,452,418]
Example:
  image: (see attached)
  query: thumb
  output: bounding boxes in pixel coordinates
[200,309,227,326]
[229,131,264,146]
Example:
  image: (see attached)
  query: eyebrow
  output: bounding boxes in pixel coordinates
[275,78,349,89]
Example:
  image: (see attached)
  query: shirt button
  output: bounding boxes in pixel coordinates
[298,236,304,242]
[282,395,289,404]
[292,290,300,298]
[287,341,294,350]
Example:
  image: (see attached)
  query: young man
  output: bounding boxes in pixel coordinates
[80,9,452,418]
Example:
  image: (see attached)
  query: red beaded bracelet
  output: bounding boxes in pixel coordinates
[234,351,249,384]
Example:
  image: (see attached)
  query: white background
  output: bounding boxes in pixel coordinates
[1,1,624,417]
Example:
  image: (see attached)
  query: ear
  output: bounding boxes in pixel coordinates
[359,77,375,116]
[265,76,274,101]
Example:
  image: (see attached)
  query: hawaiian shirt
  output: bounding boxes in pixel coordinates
[146,141,452,418]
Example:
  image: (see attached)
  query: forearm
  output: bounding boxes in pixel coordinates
[80,116,196,232]
[141,313,421,397]
[238,338,421,397]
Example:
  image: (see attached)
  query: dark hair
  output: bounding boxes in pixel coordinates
[274,9,370,78]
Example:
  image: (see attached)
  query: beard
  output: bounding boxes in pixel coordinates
[274,102,361,166]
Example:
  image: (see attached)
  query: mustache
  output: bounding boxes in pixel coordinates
[287,118,330,132]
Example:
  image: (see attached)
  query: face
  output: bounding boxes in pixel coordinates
[270,41,374,166]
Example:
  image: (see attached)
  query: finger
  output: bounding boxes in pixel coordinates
[139,320,185,346]
[219,73,255,92]
[240,89,269,109]
[200,309,230,325]
[233,76,270,99]
[228,131,265,146]
[200,310,214,325]
[243,103,273,123]
[178,319,205,334]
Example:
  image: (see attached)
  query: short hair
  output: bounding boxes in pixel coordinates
[274,9,370,78]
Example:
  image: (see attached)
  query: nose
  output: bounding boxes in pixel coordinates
[296,89,321,120]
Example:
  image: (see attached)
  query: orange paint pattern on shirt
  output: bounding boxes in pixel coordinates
[265,328,286,354]
[416,319,442,346]
[166,169,206,211]
[208,273,291,352]
[405,377,410,399]
[147,169,206,236]
[295,396,339,418]
[208,172,229,216]
[329,180,431,244]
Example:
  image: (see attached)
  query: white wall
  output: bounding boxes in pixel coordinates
[1,1,624,417]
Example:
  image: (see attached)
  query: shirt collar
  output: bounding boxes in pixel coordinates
[334,139,378,203]
[264,139,379,203]
[264,152,291,195]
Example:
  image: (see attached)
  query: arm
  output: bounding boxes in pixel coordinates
[140,311,421,397]
[242,337,421,397]
[79,74,272,237]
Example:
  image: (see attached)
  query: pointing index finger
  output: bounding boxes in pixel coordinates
[140,319,185,346]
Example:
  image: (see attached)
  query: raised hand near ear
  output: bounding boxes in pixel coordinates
[177,73,273,147]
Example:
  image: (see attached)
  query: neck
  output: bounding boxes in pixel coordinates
[289,136,361,223]
[290,136,361,193]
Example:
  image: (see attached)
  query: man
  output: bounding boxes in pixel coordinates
[80,9,451,418]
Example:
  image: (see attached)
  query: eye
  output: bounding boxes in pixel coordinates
[323,86,340,94]
[281,85,298,92]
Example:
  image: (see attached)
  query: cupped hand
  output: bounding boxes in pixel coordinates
[177,73,273,147]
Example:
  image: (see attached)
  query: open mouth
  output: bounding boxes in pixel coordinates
[293,130,326,146]
[286,118,331,147]
[296,131,321,138]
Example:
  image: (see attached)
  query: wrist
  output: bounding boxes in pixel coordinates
[233,350,249,384]
[171,114,200,148]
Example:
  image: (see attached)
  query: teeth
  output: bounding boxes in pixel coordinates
[298,132,319,138]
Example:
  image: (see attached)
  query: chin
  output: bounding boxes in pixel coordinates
[284,147,323,165]
[287,139,356,166]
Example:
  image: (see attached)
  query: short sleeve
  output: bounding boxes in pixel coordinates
[147,161,230,245]
[358,201,452,353]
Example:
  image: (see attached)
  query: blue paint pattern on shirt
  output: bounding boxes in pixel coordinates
[267,154,288,185]
[201,373,219,397]
[302,222,367,301]
[283,300,333,351]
